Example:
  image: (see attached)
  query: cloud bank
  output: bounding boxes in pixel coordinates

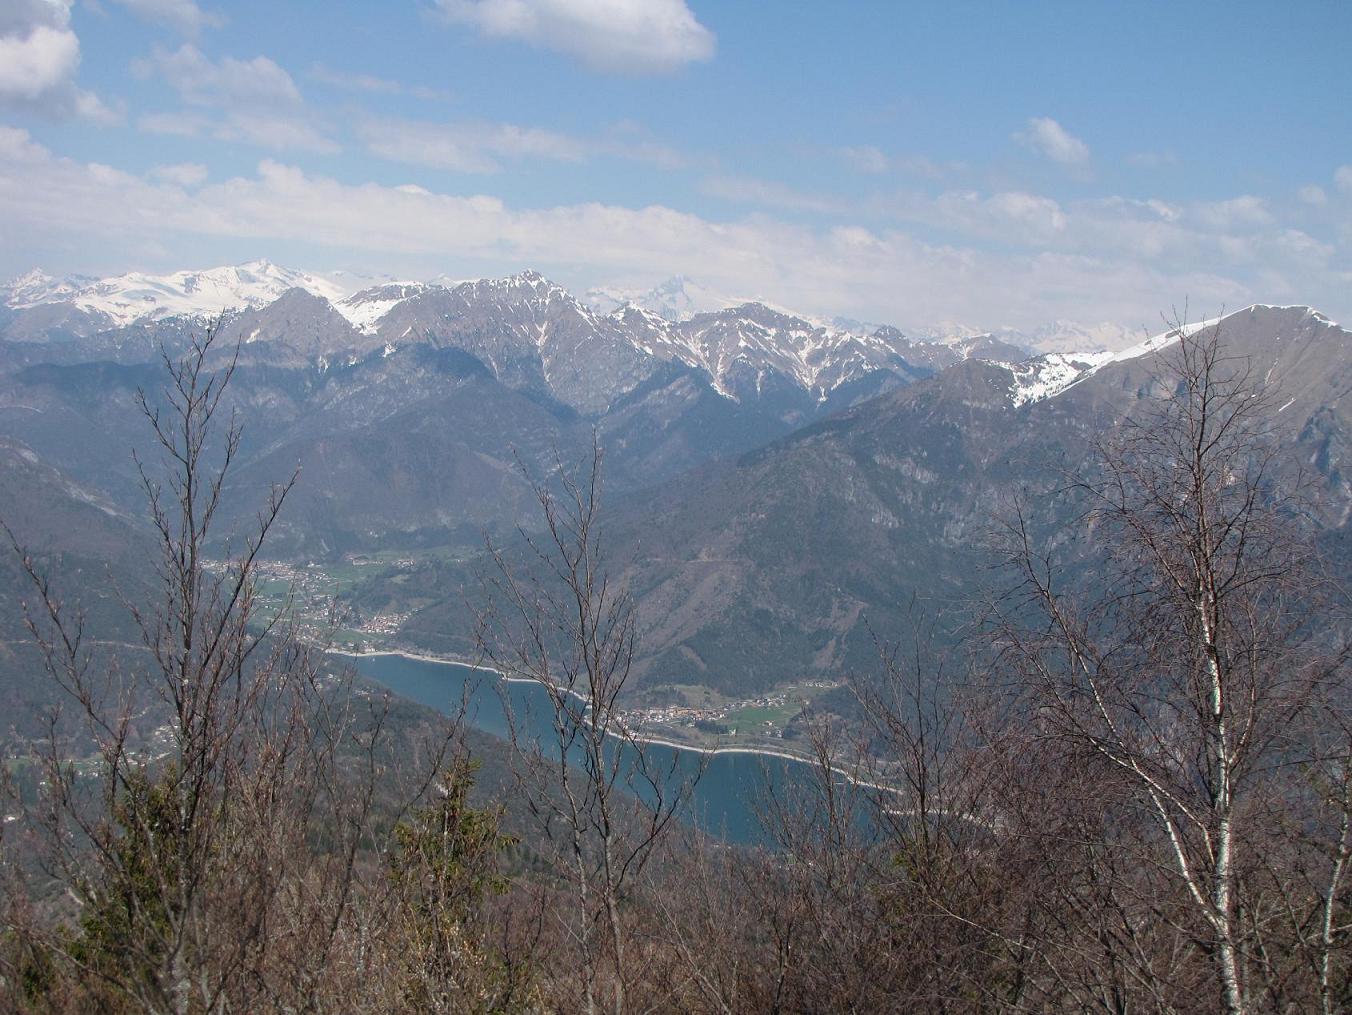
[6,125,1340,334]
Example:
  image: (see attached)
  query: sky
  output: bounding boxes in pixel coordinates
[1,0,1350,336]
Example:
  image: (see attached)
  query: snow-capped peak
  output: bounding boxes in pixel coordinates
[4,268,96,308]
[1012,319,1138,355]
[7,261,356,327]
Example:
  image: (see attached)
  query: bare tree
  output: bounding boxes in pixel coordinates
[991,316,1350,1013]
[0,322,407,1013]
[474,437,700,1015]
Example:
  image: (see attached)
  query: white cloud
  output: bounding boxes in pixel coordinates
[1192,195,1272,231]
[869,184,1332,286]
[1015,117,1090,166]
[907,189,1067,242]
[152,161,208,186]
[700,176,846,214]
[840,145,889,174]
[359,117,684,172]
[435,0,715,74]
[596,126,689,169]
[134,45,337,152]
[1299,184,1328,206]
[986,191,1067,231]
[135,44,302,106]
[74,90,122,124]
[1336,165,1352,193]
[359,119,585,173]
[140,110,339,154]
[0,23,78,99]
[217,114,338,154]
[1273,229,1334,265]
[0,0,114,120]
[112,0,223,37]
[1143,198,1181,222]
[308,63,452,102]
[0,124,50,162]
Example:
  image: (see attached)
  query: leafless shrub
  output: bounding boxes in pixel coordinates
[474,435,702,1014]
[0,322,453,1013]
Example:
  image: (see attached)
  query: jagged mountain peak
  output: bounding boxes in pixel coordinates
[948,333,1031,363]
[8,268,51,287]
[208,286,363,365]
[609,303,669,327]
[266,285,336,309]
[450,270,589,314]
[1245,303,1332,324]
[702,301,807,327]
[472,268,560,292]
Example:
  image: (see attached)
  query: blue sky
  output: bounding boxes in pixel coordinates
[1,0,1350,334]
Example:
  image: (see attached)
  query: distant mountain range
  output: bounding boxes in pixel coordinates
[1,262,1032,416]
[1,260,1345,697]
[2,260,1135,362]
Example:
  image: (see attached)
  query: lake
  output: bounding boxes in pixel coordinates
[345,651,829,844]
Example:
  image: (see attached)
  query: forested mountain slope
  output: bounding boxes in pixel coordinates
[384,306,1352,693]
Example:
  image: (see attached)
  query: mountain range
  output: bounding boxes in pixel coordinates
[2,259,1129,361]
[1,261,1036,426]
[0,260,1346,697]
[363,304,1352,693]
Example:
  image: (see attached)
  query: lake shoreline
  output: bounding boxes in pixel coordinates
[328,646,823,767]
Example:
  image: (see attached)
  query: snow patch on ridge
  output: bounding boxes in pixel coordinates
[335,282,433,333]
[1006,318,1222,407]
[1010,306,1334,407]
[1008,351,1115,406]
[1096,314,1223,368]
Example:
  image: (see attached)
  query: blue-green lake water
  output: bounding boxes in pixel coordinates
[346,651,822,844]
